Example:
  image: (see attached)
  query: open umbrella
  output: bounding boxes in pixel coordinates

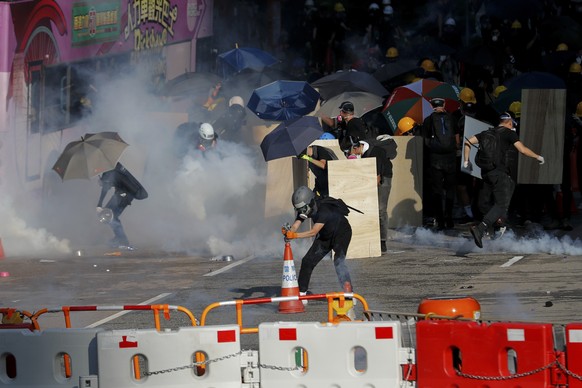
[218,46,279,74]
[492,71,566,113]
[159,72,222,97]
[317,91,384,118]
[260,116,324,161]
[310,70,389,100]
[247,80,320,121]
[382,79,460,132]
[52,132,128,180]
[222,67,297,103]
[373,59,419,83]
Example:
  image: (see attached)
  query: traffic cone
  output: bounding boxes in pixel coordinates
[0,238,4,259]
[278,242,305,314]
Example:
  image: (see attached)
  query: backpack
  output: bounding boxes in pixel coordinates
[427,113,456,154]
[318,196,364,216]
[475,127,504,172]
[367,135,398,160]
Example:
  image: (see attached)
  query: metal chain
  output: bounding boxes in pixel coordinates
[556,359,582,381]
[144,349,302,376]
[456,360,556,381]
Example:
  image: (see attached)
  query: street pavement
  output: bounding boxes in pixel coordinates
[1,215,582,349]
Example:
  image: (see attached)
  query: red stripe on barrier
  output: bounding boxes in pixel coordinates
[279,328,297,341]
[68,306,98,311]
[119,335,138,348]
[123,305,151,310]
[375,326,393,339]
[217,329,236,343]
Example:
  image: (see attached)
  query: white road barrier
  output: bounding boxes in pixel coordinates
[0,328,102,387]
[96,325,241,388]
[258,321,414,387]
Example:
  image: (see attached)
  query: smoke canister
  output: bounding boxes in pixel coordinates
[417,296,481,320]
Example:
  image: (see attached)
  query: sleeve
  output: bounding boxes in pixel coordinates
[97,172,114,207]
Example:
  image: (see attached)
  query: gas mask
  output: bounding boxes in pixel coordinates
[296,200,317,220]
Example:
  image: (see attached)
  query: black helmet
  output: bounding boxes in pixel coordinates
[292,186,316,219]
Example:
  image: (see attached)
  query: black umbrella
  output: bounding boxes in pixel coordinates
[159,72,222,97]
[373,59,419,83]
[52,132,128,180]
[310,70,389,100]
[492,71,566,113]
[260,116,324,161]
[247,80,320,121]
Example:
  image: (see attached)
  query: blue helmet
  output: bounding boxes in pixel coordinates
[319,132,336,140]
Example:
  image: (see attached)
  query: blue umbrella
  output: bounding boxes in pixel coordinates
[218,46,279,74]
[260,116,324,161]
[247,80,320,121]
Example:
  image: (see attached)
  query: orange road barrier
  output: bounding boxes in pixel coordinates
[31,304,197,330]
[200,292,369,334]
[278,241,304,314]
[0,308,40,331]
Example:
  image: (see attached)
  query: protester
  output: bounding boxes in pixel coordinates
[321,101,369,152]
[421,97,459,230]
[212,96,246,142]
[197,122,217,152]
[464,112,544,248]
[298,144,337,198]
[97,163,148,250]
[283,186,353,295]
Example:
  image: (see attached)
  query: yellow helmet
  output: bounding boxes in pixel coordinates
[334,2,345,12]
[420,59,436,72]
[509,101,521,118]
[493,85,507,98]
[557,43,569,52]
[511,20,522,29]
[385,47,399,58]
[576,101,582,117]
[396,117,416,135]
[570,62,582,74]
[459,88,477,104]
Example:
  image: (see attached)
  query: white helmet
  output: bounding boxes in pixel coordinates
[445,17,456,26]
[199,123,215,140]
[229,96,244,107]
[369,3,380,10]
[383,5,393,15]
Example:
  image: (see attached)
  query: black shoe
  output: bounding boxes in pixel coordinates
[470,223,485,248]
[381,241,387,253]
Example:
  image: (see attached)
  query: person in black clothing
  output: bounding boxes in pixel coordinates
[283,186,353,294]
[348,137,393,253]
[298,145,337,198]
[97,163,148,250]
[463,113,544,248]
[321,101,369,152]
[421,97,459,229]
[211,96,246,142]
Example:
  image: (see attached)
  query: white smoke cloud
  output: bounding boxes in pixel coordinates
[0,197,71,256]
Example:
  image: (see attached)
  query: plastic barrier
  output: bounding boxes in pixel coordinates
[566,323,582,387]
[97,325,241,388]
[0,328,101,387]
[258,321,414,387]
[416,320,558,387]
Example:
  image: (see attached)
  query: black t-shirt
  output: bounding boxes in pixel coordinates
[364,143,393,178]
[476,126,519,174]
[296,202,351,241]
[309,146,336,197]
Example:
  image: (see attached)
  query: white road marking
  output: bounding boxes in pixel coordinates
[204,255,257,277]
[85,293,171,328]
[500,256,524,268]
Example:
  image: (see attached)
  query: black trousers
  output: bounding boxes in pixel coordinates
[298,230,352,293]
[479,170,516,227]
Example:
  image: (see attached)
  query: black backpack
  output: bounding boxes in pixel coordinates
[317,196,363,216]
[367,135,398,160]
[475,127,504,171]
[427,113,456,154]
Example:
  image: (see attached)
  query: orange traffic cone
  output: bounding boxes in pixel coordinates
[0,238,4,259]
[278,242,305,314]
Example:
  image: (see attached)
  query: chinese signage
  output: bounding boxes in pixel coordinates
[125,0,179,52]
[72,1,120,47]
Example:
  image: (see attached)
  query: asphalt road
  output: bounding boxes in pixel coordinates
[1,221,582,349]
